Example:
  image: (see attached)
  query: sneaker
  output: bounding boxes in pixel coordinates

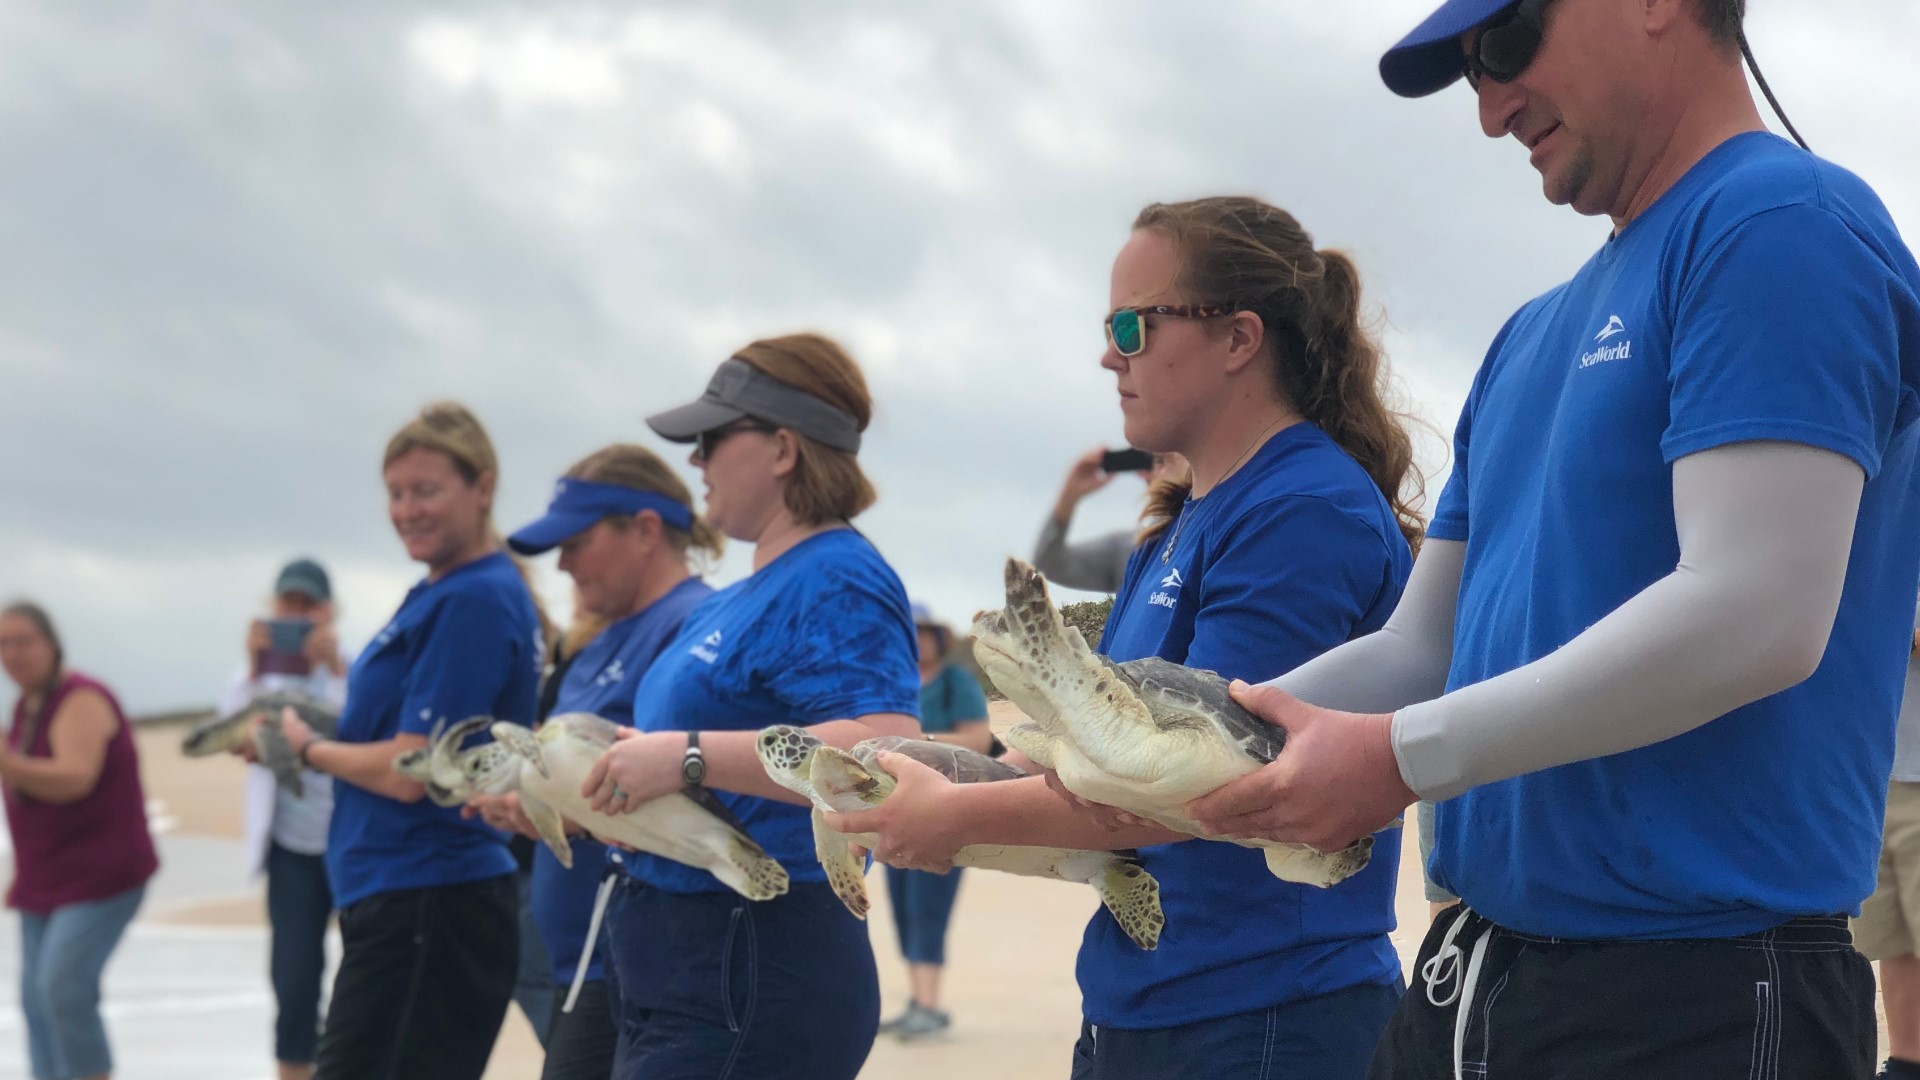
[877,1003,919,1035]
[892,1004,951,1041]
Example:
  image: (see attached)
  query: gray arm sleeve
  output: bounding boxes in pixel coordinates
[1265,539,1463,713]
[1394,441,1864,801]
[1033,520,1136,595]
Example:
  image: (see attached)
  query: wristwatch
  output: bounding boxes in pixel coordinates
[681,731,707,787]
[298,737,326,770]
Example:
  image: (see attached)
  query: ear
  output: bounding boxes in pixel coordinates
[1641,0,1685,35]
[770,429,801,479]
[475,470,497,508]
[1222,310,1266,375]
[630,510,664,549]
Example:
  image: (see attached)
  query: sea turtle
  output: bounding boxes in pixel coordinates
[483,714,790,901]
[970,557,1376,888]
[180,690,340,797]
[388,715,507,807]
[755,725,1165,950]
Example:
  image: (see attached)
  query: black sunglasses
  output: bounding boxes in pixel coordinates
[694,419,777,461]
[1464,0,1554,88]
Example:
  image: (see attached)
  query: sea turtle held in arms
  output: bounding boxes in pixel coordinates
[388,715,509,808]
[970,558,1376,888]
[482,714,790,902]
[755,725,1165,949]
[181,690,340,797]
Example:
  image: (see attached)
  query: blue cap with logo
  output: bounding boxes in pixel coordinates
[1380,0,1515,98]
[508,478,697,555]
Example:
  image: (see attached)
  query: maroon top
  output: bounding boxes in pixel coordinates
[5,672,160,913]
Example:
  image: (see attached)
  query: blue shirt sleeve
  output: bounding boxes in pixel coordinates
[1663,204,1908,474]
[763,567,921,724]
[1187,496,1395,682]
[399,592,529,736]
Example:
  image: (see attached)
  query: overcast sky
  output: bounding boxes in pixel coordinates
[1,1,1913,713]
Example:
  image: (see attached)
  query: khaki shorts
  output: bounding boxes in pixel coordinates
[1852,780,1920,960]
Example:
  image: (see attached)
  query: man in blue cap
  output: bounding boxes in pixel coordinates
[1184,1,1920,1076]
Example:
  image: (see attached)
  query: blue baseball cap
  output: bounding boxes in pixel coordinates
[508,478,697,555]
[1380,0,1513,98]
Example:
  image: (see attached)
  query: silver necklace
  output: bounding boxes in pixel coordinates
[1161,416,1286,564]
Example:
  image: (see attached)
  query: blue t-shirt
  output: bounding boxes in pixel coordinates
[623,530,922,893]
[1430,132,1920,940]
[1083,423,1411,1028]
[918,664,989,735]
[329,552,544,909]
[532,577,713,985]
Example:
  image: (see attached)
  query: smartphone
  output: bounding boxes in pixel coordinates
[1100,448,1155,474]
[258,618,315,677]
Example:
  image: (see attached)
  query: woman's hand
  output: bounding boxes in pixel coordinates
[305,621,344,677]
[580,728,683,814]
[277,707,318,764]
[1052,447,1114,524]
[822,752,968,873]
[246,619,270,676]
[463,792,538,839]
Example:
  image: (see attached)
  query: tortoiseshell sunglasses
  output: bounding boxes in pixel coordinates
[1105,305,1233,357]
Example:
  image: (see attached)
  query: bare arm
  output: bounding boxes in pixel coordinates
[584,711,925,810]
[0,689,117,804]
[304,734,430,803]
[1395,442,1862,800]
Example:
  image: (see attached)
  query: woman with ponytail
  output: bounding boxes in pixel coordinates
[271,402,546,1080]
[831,197,1422,1079]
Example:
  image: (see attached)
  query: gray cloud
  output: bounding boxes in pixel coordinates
[0,0,1911,710]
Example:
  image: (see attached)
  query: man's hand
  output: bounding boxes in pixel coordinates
[1186,682,1414,853]
[823,752,967,873]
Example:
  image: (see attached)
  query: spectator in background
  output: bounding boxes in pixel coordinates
[880,603,993,1042]
[1,600,160,1080]
[1854,594,1920,1080]
[271,402,546,1080]
[1034,448,1188,594]
[217,558,349,1080]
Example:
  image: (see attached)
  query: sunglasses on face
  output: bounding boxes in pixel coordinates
[1105,305,1233,358]
[694,419,778,461]
[1464,0,1554,89]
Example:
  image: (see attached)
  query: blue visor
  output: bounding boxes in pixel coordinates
[1380,0,1514,97]
[507,478,697,555]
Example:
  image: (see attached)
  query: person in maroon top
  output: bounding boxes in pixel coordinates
[0,601,158,1080]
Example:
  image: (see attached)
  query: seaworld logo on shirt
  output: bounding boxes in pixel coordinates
[690,630,724,664]
[1579,315,1633,368]
[1149,567,1183,610]
[594,659,626,687]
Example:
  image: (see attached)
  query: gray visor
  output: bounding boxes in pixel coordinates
[646,357,863,453]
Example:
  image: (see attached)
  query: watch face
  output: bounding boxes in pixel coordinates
[684,758,707,785]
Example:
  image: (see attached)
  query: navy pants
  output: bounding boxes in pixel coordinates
[1070,981,1403,1080]
[604,877,879,1080]
[264,844,332,1064]
[885,865,965,965]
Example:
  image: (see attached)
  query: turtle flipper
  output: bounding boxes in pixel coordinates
[520,795,573,870]
[998,722,1060,771]
[253,719,303,798]
[720,832,791,902]
[1093,860,1164,951]
[811,809,869,919]
[1260,836,1373,888]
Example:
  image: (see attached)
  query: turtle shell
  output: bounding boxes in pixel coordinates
[1115,656,1286,764]
[851,736,1025,784]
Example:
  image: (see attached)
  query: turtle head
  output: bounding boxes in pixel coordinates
[807,746,890,811]
[393,747,465,806]
[460,743,520,796]
[489,722,548,778]
[755,725,824,794]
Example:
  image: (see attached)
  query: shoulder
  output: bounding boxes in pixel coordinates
[793,532,912,603]
[1668,138,1910,275]
[52,676,120,731]
[429,557,536,623]
[1216,432,1401,553]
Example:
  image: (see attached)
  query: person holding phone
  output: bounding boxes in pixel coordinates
[218,558,348,1080]
[267,402,546,1080]
[1034,447,1189,595]
[1,600,159,1080]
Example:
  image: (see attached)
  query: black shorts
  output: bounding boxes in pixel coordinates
[1369,906,1876,1080]
[314,874,518,1080]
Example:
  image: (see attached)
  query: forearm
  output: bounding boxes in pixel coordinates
[307,738,428,803]
[1265,539,1463,713]
[1394,443,1862,801]
[946,774,1185,851]
[0,753,92,804]
[704,713,923,803]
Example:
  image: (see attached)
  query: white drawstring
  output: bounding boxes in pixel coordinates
[1418,907,1492,1080]
[564,858,620,1015]
[1421,909,1473,1007]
